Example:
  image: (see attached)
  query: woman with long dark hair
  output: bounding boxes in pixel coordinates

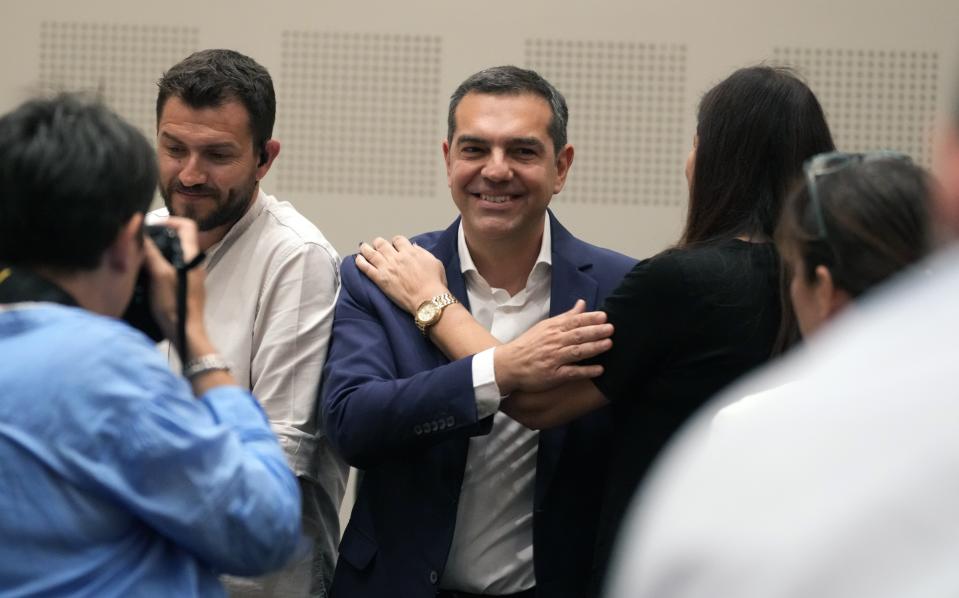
[353,65,835,593]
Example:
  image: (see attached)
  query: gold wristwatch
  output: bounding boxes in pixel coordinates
[414,293,458,336]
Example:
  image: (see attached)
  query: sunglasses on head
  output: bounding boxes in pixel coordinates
[803,150,912,240]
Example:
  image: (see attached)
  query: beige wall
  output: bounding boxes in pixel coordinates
[4,0,958,537]
[3,0,957,260]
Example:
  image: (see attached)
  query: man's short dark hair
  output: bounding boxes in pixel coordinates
[0,93,157,271]
[447,65,569,156]
[156,49,276,158]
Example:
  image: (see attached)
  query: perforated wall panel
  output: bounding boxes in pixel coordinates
[774,47,939,165]
[38,21,198,140]
[526,39,688,207]
[276,31,442,197]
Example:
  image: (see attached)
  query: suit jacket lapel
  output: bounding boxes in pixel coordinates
[536,212,600,508]
[431,217,471,312]
[429,218,474,502]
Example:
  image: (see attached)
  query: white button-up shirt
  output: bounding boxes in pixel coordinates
[151,190,348,592]
[440,218,552,594]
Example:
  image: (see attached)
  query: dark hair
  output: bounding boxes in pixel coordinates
[448,65,569,155]
[682,66,835,246]
[157,49,275,157]
[777,159,931,299]
[0,93,157,271]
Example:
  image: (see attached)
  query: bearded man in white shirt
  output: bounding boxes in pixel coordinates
[152,48,347,598]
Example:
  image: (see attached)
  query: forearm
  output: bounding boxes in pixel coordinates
[116,377,301,576]
[185,320,239,396]
[502,378,609,430]
[427,303,500,359]
[191,386,303,575]
[322,357,485,468]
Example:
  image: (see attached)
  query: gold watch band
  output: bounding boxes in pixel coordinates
[415,293,459,336]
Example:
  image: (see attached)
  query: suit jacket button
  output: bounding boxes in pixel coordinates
[429,570,438,584]
[413,424,422,435]
[446,416,455,426]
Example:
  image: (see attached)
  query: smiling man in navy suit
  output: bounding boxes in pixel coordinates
[321,66,636,598]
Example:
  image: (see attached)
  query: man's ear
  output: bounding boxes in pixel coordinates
[106,213,145,274]
[442,138,453,186]
[255,139,281,181]
[553,143,575,194]
[813,264,851,322]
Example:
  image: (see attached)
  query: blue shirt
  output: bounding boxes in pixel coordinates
[0,304,302,596]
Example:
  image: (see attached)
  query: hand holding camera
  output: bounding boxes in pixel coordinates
[123,217,210,360]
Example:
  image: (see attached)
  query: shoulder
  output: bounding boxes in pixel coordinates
[257,191,341,266]
[555,224,637,284]
[408,228,450,257]
[576,238,637,271]
[671,240,776,278]
[31,306,187,403]
[643,241,777,293]
[340,227,448,294]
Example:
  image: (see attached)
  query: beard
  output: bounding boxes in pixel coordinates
[160,173,258,232]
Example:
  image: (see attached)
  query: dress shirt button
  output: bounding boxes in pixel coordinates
[429,570,438,584]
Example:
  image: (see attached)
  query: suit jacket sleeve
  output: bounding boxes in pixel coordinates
[320,258,491,470]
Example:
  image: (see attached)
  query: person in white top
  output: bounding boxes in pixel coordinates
[604,90,959,598]
[153,49,347,597]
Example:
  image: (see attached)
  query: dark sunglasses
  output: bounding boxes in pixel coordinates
[803,150,912,240]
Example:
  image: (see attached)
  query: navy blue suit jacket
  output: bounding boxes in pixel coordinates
[321,212,636,597]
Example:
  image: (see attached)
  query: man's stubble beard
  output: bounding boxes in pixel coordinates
[160,173,258,232]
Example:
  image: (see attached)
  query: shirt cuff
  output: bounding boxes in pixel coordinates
[201,385,271,431]
[473,347,504,419]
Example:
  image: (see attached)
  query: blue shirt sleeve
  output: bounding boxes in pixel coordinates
[55,329,302,576]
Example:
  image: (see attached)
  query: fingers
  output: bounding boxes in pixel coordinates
[563,298,587,315]
[391,235,414,250]
[563,338,612,362]
[371,236,394,252]
[357,242,383,268]
[360,235,417,267]
[567,322,613,343]
[355,253,374,277]
[156,216,200,262]
[556,363,605,381]
[557,300,607,331]
[567,311,608,330]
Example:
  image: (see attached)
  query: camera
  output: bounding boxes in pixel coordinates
[121,225,184,342]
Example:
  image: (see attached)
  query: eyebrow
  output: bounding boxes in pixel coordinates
[456,135,546,150]
[158,132,239,151]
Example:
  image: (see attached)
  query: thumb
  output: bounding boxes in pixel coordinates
[564,298,587,315]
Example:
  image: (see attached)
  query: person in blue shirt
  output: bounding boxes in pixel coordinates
[0,94,302,596]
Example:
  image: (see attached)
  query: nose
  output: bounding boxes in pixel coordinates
[177,154,207,187]
[481,149,513,183]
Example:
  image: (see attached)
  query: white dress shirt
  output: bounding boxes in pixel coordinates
[606,248,959,598]
[151,189,348,596]
[439,218,552,594]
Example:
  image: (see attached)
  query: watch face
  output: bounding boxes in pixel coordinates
[417,302,440,324]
